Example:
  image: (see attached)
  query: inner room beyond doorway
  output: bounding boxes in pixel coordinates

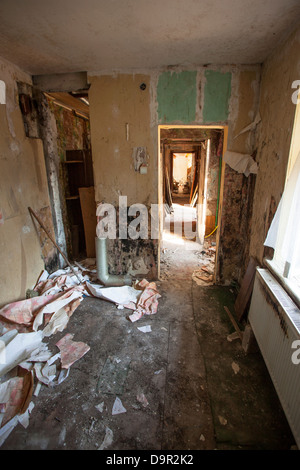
[160,127,223,285]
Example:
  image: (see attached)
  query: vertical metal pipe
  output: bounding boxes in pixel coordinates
[95,237,132,286]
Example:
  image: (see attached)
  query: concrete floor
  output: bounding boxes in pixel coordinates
[1,231,297,451]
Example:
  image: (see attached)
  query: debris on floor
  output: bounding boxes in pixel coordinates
[86,278,161,323]
[112,397,127,415]
[136,392,149,408]
[98,427,114,450]
[137,325,152,333]
[231,361,240,375]
[127,280,161,322]
[0,260,161,447]
[56,333,90,369]
[192,255,215,284]
[192,270,214,284]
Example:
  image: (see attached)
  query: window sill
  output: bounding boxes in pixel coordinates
[263,257,300,311]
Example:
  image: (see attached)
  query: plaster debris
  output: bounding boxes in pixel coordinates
[192,270,214,285]
[112,397,127,415]
[218,415,228,426]
[227,332,240,342]
[18,402,34,429]
[232,361,240,374]
[95,402,104,413]
[136,393,149,407]
[98,427,113,450]
[137,325,152,333]
[33,382,42,397]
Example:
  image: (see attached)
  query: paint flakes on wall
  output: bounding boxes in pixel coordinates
[203,70,231,123]
[157,71,197,124]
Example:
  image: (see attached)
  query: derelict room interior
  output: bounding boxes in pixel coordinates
[0,0,300,453]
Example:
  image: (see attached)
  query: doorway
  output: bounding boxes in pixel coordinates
[158,125,227,284]
[45,91,96,261]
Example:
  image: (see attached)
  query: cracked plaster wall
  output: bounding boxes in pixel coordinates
[0,57,56,306]
[249,25,300,265]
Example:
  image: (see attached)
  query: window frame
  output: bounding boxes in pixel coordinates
[264,99,300,310]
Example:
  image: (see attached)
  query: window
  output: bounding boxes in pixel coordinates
[264,100,300,306]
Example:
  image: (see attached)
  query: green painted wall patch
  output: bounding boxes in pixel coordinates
[203,70,231,123]
[157,71,197,124]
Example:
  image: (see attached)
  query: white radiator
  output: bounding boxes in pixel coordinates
[248,268,300,448]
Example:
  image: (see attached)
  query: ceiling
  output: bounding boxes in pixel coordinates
[0,0,300,76]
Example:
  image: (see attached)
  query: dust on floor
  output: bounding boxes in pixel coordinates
[0,239,296,450]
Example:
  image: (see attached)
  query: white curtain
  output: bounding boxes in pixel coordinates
[264,150,300,278]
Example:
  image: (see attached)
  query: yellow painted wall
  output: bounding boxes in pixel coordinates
[89,74,157,208]
[0,58,53,307]
[249,25,300,264]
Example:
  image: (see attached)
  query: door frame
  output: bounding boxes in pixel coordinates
[158,124,228,283]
